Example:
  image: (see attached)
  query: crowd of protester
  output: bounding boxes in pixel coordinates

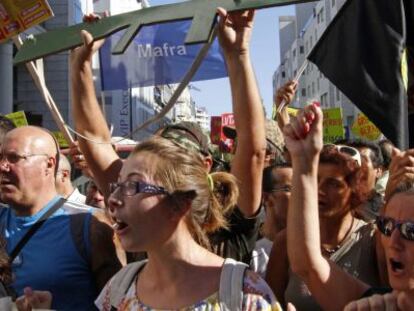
[0,7,414,311]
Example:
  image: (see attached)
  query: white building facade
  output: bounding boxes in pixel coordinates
[273,0,359,132]
[13,0,93,129]
[195,106,210,132]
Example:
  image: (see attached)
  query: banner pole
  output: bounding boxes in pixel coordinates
[13,35,75,145]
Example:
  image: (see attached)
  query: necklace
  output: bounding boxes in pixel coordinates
[322,217,355,256]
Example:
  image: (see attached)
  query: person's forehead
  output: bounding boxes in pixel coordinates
[1,132,31,152]
[358,147,373,160]
[272,167,292,181]
[385,193,414,220]
[318,162,345,176]
[121,152,157,181]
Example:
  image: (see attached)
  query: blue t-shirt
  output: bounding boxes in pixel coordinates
[0,196,97,310]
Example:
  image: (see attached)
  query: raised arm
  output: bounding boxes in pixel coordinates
[70,19,122,198]
[284,103,368,311]
[217,8,266,217]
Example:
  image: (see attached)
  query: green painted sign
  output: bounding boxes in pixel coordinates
[14,0,313,65]
[322,107,344,143]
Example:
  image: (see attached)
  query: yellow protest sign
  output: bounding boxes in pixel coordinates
[287,107,299,117]
[271,106,299,121]
[351,113,381,141]
[322,108,344,143]
[0,0,53,43]
[53,131,69,148]
[6,111,28,127]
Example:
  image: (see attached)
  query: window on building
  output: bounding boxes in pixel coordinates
[293,48,296,57]
[282,71,286,78]
[310,36,313,47]
[317,78,320,91]
[301,88,306,97]
[294,70,297,77]
[332,0,336,8]
[321,93,328,107]
[312,82,315,95]
[315,29,318,41]
[73,0,83,24]
[300,45,304,54]
[336,87,341,101]
[347,115,354,127]
[308,86,311,96]
[320,8,325,22]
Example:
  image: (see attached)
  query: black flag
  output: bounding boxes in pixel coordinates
[308,0,411,149]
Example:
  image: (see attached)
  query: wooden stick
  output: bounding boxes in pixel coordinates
[13,35,75,145]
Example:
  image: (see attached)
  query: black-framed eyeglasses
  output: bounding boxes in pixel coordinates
[376,216,414,241]
[324,144,361,166]
[0,152,49,165]
[109,181,169,197]
[270,185,292,193]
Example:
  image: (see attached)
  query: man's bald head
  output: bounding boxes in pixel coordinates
[58,153,71,174]
[0,126,61,215]
[3,126,60,174]
[5,126,58,154]
[55,153,74,198]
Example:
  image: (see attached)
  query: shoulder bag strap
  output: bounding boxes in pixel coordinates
[9,197,66,263]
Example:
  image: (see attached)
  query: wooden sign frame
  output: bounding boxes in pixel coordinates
[14,0,313,65]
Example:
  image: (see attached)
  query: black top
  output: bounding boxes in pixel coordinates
[209,207,262,264]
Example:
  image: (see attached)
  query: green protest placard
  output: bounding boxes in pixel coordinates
[6,111,28,127]
[53,131,69,148]
[287,107,299,116]
[322,107,344,143]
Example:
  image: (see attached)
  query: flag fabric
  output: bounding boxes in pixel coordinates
[99,20,227,91]
[308,0,412,149]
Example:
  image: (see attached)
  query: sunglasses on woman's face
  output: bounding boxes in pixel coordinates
[324,144,362,166]
[376,216,414,241]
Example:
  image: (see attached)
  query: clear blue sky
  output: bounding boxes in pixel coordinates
[149,0,295,117]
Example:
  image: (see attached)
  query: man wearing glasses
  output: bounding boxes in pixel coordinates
[0,126,122,310]
[250,160,293,278]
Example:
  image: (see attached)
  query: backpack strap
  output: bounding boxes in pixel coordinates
[219,258,248,311]
[69,212,92,265]
[109,260,148,309]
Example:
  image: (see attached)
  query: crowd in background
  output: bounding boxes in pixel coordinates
[0,7,413,311]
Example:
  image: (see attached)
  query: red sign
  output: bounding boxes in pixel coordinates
[210,113,235,152]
